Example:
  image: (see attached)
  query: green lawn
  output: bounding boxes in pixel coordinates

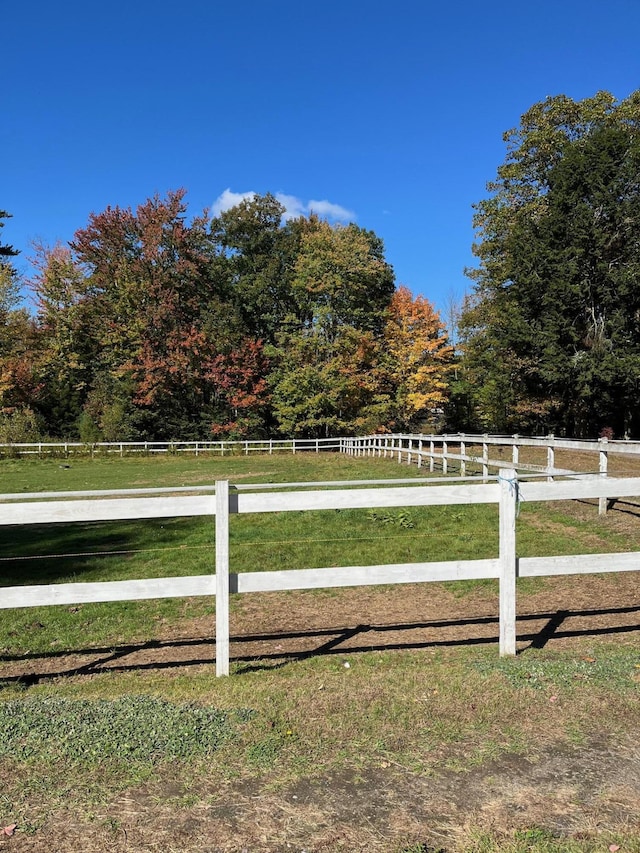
[0,452,638,852]
[0,452,635,654]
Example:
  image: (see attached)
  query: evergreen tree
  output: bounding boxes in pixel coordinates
[460,91,640,436]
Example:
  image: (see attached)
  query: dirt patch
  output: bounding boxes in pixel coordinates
[3,736,639,852]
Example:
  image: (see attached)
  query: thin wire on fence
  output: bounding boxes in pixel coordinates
[0,530,481,563]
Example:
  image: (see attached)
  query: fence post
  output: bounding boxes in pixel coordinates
[215,480,230,677]
[547,434,555,482]
[599,438,608,516]
[512,435,519,467]
[442,439,448,475]
[460,434,466,476]
[429,438,435,473]
[482,435,489,481]
[499,468,518,656]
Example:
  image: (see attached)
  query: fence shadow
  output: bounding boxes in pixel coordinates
[1,603,639,685]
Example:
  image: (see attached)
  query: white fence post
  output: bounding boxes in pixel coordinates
[215,480,230,677]
[599,438,609,516]
[482,435,489,481]
[499,468,517,656]
[547,434,555,482]
[429,438,435,473]
[460,435,466,476]
[442,439,448,475]
[512,435,519,467]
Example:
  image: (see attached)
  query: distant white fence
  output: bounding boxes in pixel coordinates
[4,431,640,518]
[6,432,637,482]
[347,433,640,515]
[0,438,344,458]
[346,432,640,476]
[1,470,639,676]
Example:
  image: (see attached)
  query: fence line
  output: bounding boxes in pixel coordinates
[344,433,640,515]
[0,438,345,458]
[4,431,640,520]
[1,472,640,674]
[5,432,640,461]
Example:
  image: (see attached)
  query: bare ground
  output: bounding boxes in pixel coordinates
[7,742,639,853]
[1,568,639,852]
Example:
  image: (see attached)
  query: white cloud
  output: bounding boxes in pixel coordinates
[211,188,256,216]
[274,193,307,221]
[307,199,356,221]
[211,189,355,223]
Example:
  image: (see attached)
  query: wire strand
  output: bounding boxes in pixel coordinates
[0,531,479,561]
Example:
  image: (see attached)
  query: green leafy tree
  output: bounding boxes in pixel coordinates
[268,218,396,437]
[460,91,640,436]
[29,242,98,436]
[290,217,395,338]
[210,194,302,342]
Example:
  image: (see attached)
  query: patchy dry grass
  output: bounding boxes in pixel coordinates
[0,452,639,851]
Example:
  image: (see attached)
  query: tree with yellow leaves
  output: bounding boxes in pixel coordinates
[383,286,454,431]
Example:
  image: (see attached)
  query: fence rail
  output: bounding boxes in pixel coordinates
[0,438,345,458]
[1,472,639,675]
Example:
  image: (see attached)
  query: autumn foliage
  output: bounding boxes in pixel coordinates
[0,193,452,440]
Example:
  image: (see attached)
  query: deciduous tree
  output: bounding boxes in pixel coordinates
[383,286,453,430]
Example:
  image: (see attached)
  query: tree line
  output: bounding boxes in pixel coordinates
[0,195,452,441]
[4,89,640,442]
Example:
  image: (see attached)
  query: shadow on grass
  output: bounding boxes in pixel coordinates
[1,604,639,684]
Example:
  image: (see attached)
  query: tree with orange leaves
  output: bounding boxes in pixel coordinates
[383,286,454,431]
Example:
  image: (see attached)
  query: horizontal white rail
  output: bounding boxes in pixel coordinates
[520,478,640,502]
[234,559,500,593]
[0,495,216,525]
[0,575,216,609]
[234,483,499,513]
[519,552,639,578]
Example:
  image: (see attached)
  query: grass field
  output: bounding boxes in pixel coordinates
[0,451,639,852]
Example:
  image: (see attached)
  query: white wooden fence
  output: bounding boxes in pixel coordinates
[346,433,640,515]
[6,433,640,472]
[0,438,344,458]
[1,471,639,676]
[5,431,640,520]
[345,433,638,478]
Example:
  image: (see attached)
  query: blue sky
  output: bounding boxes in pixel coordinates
[3,0,640,319]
